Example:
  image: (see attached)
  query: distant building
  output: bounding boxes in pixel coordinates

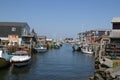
[78,32,87,43]
[0,22,30,45]
[64,38,74,43]
[46,38,53,43]
[78,30,110,43]
[37,35,47,45]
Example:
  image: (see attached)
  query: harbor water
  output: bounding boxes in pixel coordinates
[0,44,94,80]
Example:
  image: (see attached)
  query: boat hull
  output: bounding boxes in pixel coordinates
[81,49,93,54]
[35,47,47,53]
[12,59,31,67]
[36,49,47,53]
[72,46,81,51]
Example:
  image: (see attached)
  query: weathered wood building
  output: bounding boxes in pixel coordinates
[22,29,37,48]
[105,17,120,57]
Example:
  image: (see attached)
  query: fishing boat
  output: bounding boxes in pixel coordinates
[0,48,10,68]
[35,45,47,53]
[81,45,93,54]
[54,44,60,49]
[10,50,31,67]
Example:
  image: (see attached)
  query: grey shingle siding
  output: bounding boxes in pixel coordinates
[0,26,22,37]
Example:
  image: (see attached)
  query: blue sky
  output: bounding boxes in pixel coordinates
[0,0,120,39]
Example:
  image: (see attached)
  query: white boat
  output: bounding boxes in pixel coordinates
[10,50,31,67]
[35,45,47,53]
[0,48,10,68]
[81,46,93,54]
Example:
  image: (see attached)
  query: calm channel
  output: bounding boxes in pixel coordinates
[0,44,94,80]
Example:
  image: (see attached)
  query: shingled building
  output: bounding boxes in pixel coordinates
[0,22,30,45]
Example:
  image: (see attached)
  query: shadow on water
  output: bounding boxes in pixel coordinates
[0,64,31,80]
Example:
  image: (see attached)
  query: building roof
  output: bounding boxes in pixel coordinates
[112,17,120,23]
[109,30,120,38]
[0,22,30,37]
[0,22,29,28]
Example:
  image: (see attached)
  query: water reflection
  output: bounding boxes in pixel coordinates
[0,44,94,80]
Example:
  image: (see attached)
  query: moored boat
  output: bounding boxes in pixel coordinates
[53,41,62,49]
[81,45,93,54]
[0,48,10,68]
[72,43,81,51]
[54,44,60,49]
[10,50,31,67]
[35,45,47,53]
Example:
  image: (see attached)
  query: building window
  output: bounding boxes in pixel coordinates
[23,28,27,35]
[12,27,16,31]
